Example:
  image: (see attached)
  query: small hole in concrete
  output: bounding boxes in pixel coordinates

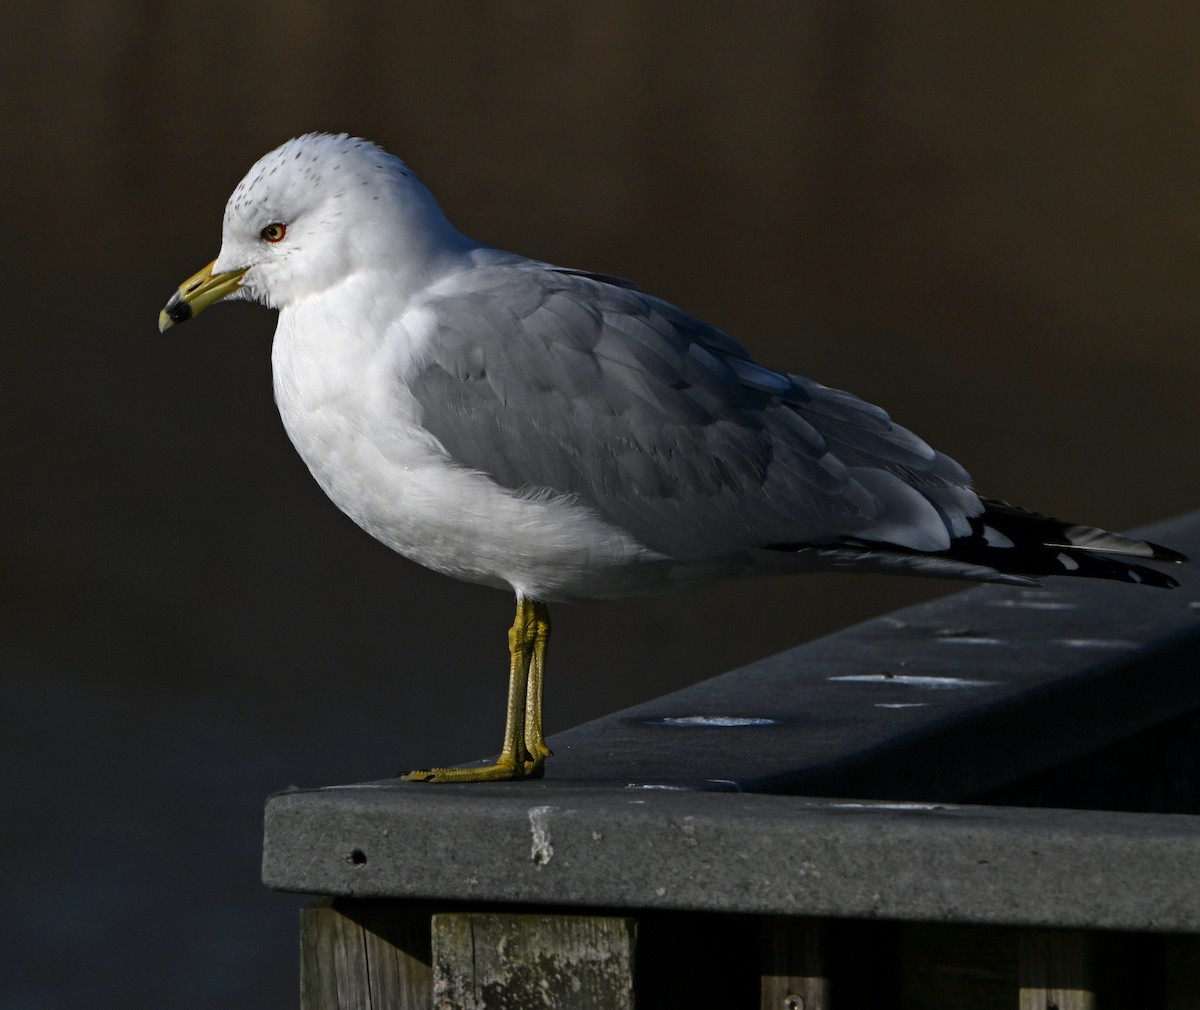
[349,849,367,867]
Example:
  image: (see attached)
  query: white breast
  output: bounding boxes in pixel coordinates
[269,276,663,601]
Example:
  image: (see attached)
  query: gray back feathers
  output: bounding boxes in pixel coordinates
[409,265,978,560]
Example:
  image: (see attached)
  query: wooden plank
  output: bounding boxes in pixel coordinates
[899,924,1013,1010]
[1018,929,1095,1010]
[300,900,431,1010]
[760,917,830,1010]
[1165,936,1200,1010]
[431,912,636,1010]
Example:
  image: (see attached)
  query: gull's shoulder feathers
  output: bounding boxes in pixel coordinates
[408,262,982,561]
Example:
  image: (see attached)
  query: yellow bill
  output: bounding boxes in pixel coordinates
[158,261,247,332]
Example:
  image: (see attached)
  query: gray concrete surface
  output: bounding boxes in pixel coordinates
[264,786,1200,932]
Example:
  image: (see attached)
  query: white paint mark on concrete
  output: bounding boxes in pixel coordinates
[654,715,780,727]
[830,674,996,689]
[528,805,555,867]
[988,599,1077,610]
[826,801,952,812]
[625,783,690,791]
[1053,638,1138,649]
[935,636,1004,645]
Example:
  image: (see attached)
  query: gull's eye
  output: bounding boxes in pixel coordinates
[260,222,287,243]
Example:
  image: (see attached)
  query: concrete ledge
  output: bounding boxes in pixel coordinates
[264,785,1200,932]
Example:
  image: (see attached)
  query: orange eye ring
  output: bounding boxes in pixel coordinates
[260,222,287,243]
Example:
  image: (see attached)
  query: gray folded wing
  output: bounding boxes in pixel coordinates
[407,264,980,560]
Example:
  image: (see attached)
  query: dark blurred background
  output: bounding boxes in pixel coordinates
[4,3,1198,1007]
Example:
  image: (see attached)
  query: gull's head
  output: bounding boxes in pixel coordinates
[159,133,471,332]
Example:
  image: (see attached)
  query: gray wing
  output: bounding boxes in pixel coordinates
[408,264,980,560]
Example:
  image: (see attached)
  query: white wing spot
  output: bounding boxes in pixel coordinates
[982,526,1015,549]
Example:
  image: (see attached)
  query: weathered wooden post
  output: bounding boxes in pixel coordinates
[1018,930,1093,1010]
[760,918,830,1010]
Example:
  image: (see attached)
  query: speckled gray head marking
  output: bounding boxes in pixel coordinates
[222,133,406,231]
[209,132,470,310]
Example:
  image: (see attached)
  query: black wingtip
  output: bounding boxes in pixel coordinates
[957,499,1188,585]
[1113,561,1180,590]
[1144,540,1188,565]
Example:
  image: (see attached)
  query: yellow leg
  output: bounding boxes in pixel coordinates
[401,598,551,783]
[523,601,552,776]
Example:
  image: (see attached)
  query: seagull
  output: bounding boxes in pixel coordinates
[159,133,1185,782]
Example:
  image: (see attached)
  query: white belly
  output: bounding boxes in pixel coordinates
[269,289,664,601]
